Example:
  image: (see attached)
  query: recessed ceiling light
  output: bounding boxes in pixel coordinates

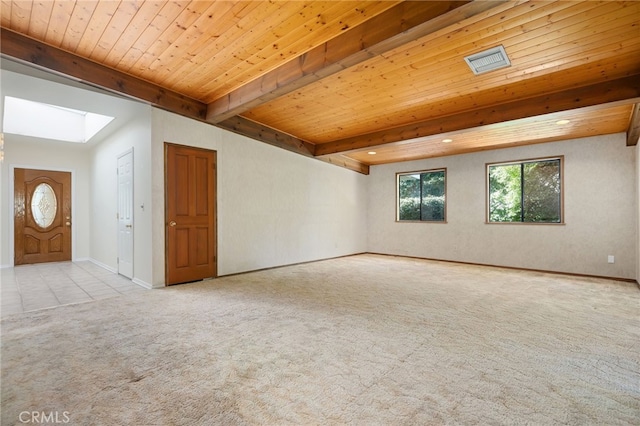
[556,119,571,125]
[368,151,377,155]
[442,138,453,143]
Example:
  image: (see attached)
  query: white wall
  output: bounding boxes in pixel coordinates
[637,142,640,282]
[151,109,368,285]
[368,134,637,280]
[0,70,98,266]
[0,69,154,277]
[1,67,368,283]
[0,137,91,267]
[90,107,153,287]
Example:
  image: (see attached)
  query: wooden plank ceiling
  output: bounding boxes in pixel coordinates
[1,0,639,174]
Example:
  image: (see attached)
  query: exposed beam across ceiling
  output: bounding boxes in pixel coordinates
[206,0,508,124]
[2,1,638,175]
[318,155,370,175]
[627,103,640,146]
[0,28,207,121]
[2,27,366,174]
[1,28,370,173]
[314,74,640,157]
[216,116,369,174]
[217,115,315,157]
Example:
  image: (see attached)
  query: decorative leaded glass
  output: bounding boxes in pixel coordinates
[31,183,57,228]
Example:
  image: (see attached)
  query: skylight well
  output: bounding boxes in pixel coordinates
[3,96,114,143]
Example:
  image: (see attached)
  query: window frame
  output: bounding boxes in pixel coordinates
[396,168,447,223]
[485,156,564,225]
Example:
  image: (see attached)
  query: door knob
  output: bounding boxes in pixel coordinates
[125,224,132,228]
[169,221,177,227]
[65,222,71,226]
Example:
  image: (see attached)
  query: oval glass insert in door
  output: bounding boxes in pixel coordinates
[31,183,57,228]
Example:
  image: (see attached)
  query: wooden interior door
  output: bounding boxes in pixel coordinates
[14,168,72,265]
[165,143,217,285]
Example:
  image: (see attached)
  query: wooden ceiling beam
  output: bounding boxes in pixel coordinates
[217,116,370,174]
[205,0,511,124]
[627,103,640,146]
[318,155,370,175]
[0,28,207,121]
[217,115,315,157]
[314,74,640,157]
[0,28,368,173]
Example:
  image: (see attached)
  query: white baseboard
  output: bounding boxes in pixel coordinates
[132,278,154,289]
[87,258,118,274]
[88,258,154,289]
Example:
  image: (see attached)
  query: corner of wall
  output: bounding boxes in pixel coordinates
[636,143,640,283]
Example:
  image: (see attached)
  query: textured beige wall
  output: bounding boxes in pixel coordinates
[368,134,637,279]
[150,109,369,285]
[0,65,369,282]
[3,69,636,282]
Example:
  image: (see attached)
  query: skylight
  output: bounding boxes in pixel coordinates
[3,96,114,143]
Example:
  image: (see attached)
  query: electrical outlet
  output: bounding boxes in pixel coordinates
[607,255,615,264]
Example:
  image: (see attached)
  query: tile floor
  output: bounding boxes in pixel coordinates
[1,261,148,317]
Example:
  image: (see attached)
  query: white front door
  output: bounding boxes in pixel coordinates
[117,149,134,279]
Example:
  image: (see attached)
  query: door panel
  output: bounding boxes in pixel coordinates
[14,168,72,265]
[117,150,134,278]
[165,143,217,285]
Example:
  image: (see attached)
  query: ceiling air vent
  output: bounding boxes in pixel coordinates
[464,45,511,75]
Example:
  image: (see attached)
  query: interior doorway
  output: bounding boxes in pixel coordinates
[14,168,72,265]
[117,149,134,278]
[165,143,217,285]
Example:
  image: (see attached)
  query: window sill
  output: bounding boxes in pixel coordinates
[396,220,448,224]
[484,221,565,225]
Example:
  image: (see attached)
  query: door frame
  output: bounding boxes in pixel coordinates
[164,142,218,285]
[117,148,134,278]
[8,164,77,267]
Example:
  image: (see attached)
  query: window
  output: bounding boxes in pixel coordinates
[487,157,562,223]
[397,169,446,222]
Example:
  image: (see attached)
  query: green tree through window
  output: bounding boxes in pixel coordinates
[488,158,561,223]
[398,169,446,221]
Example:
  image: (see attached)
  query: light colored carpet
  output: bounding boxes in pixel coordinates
[1,254,639,425]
